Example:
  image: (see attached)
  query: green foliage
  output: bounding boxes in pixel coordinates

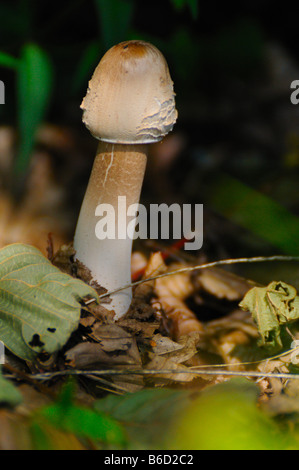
[0,367,22,407]
[171,0,199,19]
[0,52,20,70]
[0,0,201,176]
[0,243,98,361]
[32,381,126,448]
[94,0,135,49]
[166,378,297,450]
[206,18,264,76]
[71,41,101,95]
[94,388,192,449]
[208,173,299,255]
[240,281,299,349]
[16,44,53,175]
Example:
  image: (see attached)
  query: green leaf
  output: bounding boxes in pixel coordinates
[37,381,126,446]
[0,51,20,70]
[240,281,299,349]
[171,0,199,18]
[0,243,98,361]
[166,378,296,450]
[208,173,299,255]
[94,0,134,49]
[71,41,102,95]
[94,388,191,448]
[0,367,22,407]
[15,43,53,175]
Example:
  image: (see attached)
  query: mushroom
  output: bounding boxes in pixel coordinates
[74,40,177,320]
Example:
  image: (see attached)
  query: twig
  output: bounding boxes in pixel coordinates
[23,367,299,382]
[91,254,299,302]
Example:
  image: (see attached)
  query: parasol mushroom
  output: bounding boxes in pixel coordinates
[74,40,177,320]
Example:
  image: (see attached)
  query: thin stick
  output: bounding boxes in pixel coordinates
[20,367,299,382]
[95,254,299,301]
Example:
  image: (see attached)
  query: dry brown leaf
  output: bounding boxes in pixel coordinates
[80,316,96,329]
[194,267,254,301]
[151,254,204,340]
[34,422,86,450]
[65,340,141,369]
[255,350,294,399]
[150,333,184,355]
[203,310,260,368]
[16,384,52,416]
[0,410,32,450]
[0,126,15,176]
[162,333,202,364]
[89,324,136,352]
[51,243,77,274]
[262,380,299,415]
[0,140,71,254]
[145,353,197,383]
[65,322,142,370]
[117,317,160,338]
[131,251,148,278]
[132,251,167,303]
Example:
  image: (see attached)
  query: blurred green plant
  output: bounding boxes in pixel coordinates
[94,387,192,449]
[0,367,23,407]
[31,380,126,449]
[28,378,299,450]
[0,0,199,178]
[166,378,298,450]
[208,173,299,255]
[17,44,53,175]
[0,44,53,176]
[169,0,198,19]
[94,0,135,49]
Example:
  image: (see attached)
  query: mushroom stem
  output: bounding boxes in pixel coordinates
[74,141,147,320]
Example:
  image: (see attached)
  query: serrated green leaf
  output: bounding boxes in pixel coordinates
[0,367,22,407]
[239,281,299,349]
[0,243,98,361]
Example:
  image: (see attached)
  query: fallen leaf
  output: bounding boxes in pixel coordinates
[89,324,135,352]
[0,367,22,407]
[0,410,32,450]
[150,333,184,355]
[145,353,197,383]
[153,256,204,340]
[0,243,99,360]
[239,281,299,349]
[195,267,254,301]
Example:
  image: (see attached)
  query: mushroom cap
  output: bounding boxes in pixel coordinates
[81,40,177,144]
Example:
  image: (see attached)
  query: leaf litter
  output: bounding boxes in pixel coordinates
[2,240,299,448]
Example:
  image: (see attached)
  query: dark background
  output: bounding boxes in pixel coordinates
[1,0,299,277]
